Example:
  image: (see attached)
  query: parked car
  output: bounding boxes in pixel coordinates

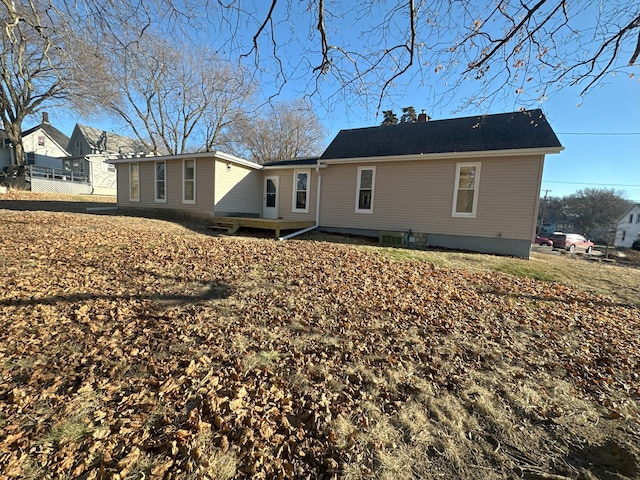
[548,232,594,253]
[534,235,553,247]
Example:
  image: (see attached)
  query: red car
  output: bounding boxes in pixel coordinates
[548,232,594,253]
[535,235,553,247]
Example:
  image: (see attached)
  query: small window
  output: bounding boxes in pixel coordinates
[636,215,640,224]
[130,163,140,202]
[183,159,196,203]
[621,230,626,241]
[292,169,310,213]
[155,161,166,202]
[355,166,375,214]
[630,214,634,224]
[452,162,480,218]
[38,135,45,146]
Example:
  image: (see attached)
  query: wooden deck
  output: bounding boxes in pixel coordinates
[211,217,315,238]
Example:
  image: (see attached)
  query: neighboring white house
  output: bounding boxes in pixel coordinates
[0,112,70,170]
[1,115,150,196]
[615,204,640,248]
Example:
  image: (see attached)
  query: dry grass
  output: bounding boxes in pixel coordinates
[362,245,640,305]
[1,193,639,479]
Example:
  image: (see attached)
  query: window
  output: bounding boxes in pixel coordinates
[355,166,375,213]
[130,163,140,202]
[38,135,45,146]
[630,214,634,224]
[637,214,640,224]
[183,159,195,203]
[452,162,480,217]
[292,169,310,213]
[155,161,166,202]
[622,230,626,241]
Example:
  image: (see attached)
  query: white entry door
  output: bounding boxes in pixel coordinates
[263,176,279,219]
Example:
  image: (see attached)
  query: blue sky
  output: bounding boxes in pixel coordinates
[35,3,640,203]
[309,74,640,203]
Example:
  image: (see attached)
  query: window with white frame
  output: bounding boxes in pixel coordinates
[155,161,166,202]
[355,166,376,213]
[292,169,310,213]
[183,159,196,203]
[452,162,480,217]
[129,163,140,202]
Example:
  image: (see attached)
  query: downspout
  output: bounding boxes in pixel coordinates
[278,168,322,240]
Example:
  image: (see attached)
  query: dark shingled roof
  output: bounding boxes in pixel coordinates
[320,109,561,160]
[263,157,320,167]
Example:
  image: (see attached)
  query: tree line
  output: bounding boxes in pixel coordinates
[1,1,638,166]
[538,188,632,245]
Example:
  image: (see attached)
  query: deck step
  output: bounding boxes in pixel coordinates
[208,222,239,234]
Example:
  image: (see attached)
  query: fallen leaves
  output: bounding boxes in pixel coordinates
[0,210,639,479]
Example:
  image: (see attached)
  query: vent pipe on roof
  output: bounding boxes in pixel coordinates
[417,110,430,122]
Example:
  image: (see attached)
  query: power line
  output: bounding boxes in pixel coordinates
[543,180,640,187]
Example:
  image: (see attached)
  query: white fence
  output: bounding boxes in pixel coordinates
[28,165,92,195]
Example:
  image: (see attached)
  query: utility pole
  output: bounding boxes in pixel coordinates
[538,189,551,233]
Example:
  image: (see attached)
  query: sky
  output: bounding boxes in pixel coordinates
[33,2,640,203]
[318,74,640,203]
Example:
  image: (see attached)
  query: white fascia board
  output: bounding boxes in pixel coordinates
[106,150,262,170]
[262,163,327,170]
[318,147,564,165]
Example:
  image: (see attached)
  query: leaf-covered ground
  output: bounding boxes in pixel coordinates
[1,209,639,479]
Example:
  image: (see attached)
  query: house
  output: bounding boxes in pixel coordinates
[614,204,640,248]
[65,124,153,196]
[0,112,70,169]
[108,109,563,258]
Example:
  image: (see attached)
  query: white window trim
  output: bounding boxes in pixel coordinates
[292,169,310,213]
[452,162,481,218]
[355,166,376,214]
[155,161,167,203]
[182,158,196,204]
[129,162,140,202]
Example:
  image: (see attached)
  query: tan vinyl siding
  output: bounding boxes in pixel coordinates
[319,155,544,241]
[115,164,129,204]
[271,169,317,222]
[215,160,261,215]
[116,158,215,215]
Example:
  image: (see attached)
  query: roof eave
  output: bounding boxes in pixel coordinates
[319,146,564,164]
[107,151,262,170]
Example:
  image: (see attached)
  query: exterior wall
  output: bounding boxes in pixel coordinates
[68,128,92,157]
[87,156,117,196]
[214,160,261,216]
[615,205,640,248]
[318,155,545,257]
[116,157,216,217]
[23,128,68,158]
[266,168,318,222]
[115,155,261,219]
[0,147,11,168]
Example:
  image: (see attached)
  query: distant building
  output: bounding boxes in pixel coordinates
[615,204,640,248]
